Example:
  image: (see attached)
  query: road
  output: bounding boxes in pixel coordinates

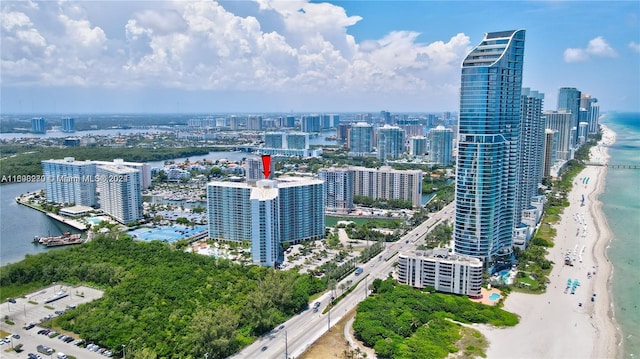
[230,202,455,359]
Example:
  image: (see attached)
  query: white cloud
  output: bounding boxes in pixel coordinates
[563,48,588,63]
[586,36,617,57]
[1,0,470,101]
[629,41,640,53]
[564,36,617,63]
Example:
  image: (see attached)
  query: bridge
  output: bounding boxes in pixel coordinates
[584,162,640,169]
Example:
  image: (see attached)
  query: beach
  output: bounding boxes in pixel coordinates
[477,126,620,359]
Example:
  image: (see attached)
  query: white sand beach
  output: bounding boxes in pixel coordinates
[476,126,620,359]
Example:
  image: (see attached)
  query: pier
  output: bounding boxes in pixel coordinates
[16,194,88,231]
[584,162,640,169]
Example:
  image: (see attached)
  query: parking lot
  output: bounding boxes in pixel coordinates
[0,285,109,358]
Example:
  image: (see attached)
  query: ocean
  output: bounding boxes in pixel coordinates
[600,112,640,358]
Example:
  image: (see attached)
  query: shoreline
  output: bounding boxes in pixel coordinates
[476,126,620,358]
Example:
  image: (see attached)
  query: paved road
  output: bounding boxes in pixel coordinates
[230,202,456,359]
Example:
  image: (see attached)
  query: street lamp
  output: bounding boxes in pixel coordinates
[284,331,288,359]
[122,344,126,359]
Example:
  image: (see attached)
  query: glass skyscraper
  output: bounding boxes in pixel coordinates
[557,87,581,145]
[454,30,525,272]
[376,125,405,160]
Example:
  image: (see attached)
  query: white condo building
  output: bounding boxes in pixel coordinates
[545,110,573,161]
[397,249,483,298]
[42,157,97,207]
[96,164,143,224]
[207,177,325,266]
[318,167,355,214]
[93,159,151,189]
[352,166,423,207]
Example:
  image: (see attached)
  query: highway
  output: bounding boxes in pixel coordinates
[230,202,455,359]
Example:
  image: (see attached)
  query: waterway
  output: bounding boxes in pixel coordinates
[0,182,81,265]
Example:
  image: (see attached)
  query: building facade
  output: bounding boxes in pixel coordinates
[349,122,374,156]
[318,167,355,214]
[542,129,558,178]
[31,117,46,133]
[301,115,321,133]
[516,88,545,235]
[61,118,75,133]
[427,126,454,166]
[42,157,97,207]
[397,249,483,297]
[409,136,428,157]
[352,166,423,207]
[377,125,405,160]
[207,177,325,266]
[96,164,143,224]
[557,87,581,144]
[544,110,573,161]
[454,29,525,272]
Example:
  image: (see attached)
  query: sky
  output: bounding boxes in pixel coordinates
[1,0,639,114]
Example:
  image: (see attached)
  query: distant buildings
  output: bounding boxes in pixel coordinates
[260,132,319,157]
[61,117,75,133]
[454,29,526,272]
[31,117,46,133]
[397,249,483,298]
[301,114,321,133]
[207,177,325,266]
[245,157,273,183]
[427,126,453,166]
[247,115,263,130]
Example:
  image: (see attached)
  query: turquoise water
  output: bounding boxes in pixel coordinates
[489,293,501,301]
[87,217,102,224]
[600,112,640,358]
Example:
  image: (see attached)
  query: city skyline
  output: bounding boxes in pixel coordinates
[1,1,639,114]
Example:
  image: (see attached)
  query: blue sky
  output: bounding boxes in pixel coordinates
[1,0,638,114]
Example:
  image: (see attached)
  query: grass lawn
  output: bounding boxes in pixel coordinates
[325,216,399,228]
[514,276,540,291]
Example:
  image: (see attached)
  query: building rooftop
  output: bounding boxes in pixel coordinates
[400,248,483,265]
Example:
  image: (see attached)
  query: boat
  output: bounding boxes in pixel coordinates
[34,232,84,247]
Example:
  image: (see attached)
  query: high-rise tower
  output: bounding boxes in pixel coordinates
[427,126,454,166]
[516,88,545,228]
[349,122,374,156]
[454,30,525,272]
[377,125,405,160]
[557,87,581,145]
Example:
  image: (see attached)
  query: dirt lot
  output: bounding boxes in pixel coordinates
[300,308,355,359]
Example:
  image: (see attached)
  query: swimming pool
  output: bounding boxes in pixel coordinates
[489,293,501,301]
